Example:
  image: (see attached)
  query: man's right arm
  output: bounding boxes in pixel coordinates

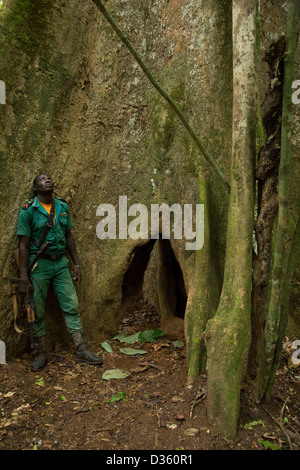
[18,235,32,294]
[16,206,33,294]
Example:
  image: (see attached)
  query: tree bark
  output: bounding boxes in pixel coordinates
[185,179,222,382]
[90,0,230,192]
[204,0,257,439]
[256,0,300,401]
[247,35,285,378]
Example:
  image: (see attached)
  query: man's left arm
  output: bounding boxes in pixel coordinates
[65,229,81,284]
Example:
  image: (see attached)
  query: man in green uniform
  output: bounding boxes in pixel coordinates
[17,173,102,371]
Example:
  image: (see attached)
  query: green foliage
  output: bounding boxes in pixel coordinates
[259,440,280,450]
[35,375,44,387]
[113,328,164,344]
[101,341,113,353]
[172,340,184,348]
[113,330,140,344]
[244,420,265,430]
[102,369,131,380]
[119,347,147,355]
[107,392,125,403]
[139,329,164,343]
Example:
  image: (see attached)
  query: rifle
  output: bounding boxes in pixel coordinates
[10,277,35,346]
[10,248,36,345]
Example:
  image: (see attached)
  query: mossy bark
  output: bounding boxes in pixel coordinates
[248,35,285,378]
[185,178,222,381]
[256,0,300,401]
[0,0,231,356]
[204,0,257,439]
[91,0,230,193]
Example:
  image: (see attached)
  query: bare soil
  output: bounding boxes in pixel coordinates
[1,300,299,452]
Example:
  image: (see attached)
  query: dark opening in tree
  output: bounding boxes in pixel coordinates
[121,239,187,327]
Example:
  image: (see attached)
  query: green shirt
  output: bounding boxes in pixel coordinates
[17,196,74,256]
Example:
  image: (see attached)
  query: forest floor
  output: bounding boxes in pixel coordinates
[0,299,299,452]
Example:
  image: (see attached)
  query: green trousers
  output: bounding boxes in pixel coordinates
[29,255,82,337]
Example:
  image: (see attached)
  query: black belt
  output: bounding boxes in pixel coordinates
[38,253,63,260]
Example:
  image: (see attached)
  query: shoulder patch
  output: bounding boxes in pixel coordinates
[21,199,34,210]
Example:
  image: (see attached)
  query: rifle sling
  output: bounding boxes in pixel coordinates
[29,198,56,270]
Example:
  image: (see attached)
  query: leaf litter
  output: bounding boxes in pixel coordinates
[0,300,299,450]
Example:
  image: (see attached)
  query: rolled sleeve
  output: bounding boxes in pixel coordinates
[17,209,32,237]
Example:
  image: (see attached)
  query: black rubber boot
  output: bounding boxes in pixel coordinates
[31,336,47,372]
[72,331,103,366]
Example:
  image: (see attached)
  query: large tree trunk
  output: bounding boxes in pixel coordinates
[185,178,222,381]
[256,0,300,401]
[204,0,257,439]
[0,0,231,357]
[248,35,285,379]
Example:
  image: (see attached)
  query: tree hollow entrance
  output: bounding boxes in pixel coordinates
[120,239,186,334]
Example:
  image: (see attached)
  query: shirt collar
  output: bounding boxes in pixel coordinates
[32,196,63,213]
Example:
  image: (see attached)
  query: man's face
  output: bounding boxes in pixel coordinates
[33,174,54,194]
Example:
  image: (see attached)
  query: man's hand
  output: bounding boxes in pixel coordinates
[73,266,82,285]
[18,277,33,295]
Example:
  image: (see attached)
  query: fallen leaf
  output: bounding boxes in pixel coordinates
[3,419,12,427]
[101,341,113,353]
[113,331,140,344]
[244,420,265,430]
[119,347,147,355]
[259,440,280,450]
[138,361,164,371]
[102,369,131,380]
[152,342,170,351]
[171,396,184,403]
[172,340,184,348]
[35,376,44,387]
[139,329,164,343]
[166,424,177,430]
[113,331,129,342]
[130,365,149,373]
[12,403,30,416]
[107,392,125,403]
[184,428,199,437]
[3,391,15,398]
